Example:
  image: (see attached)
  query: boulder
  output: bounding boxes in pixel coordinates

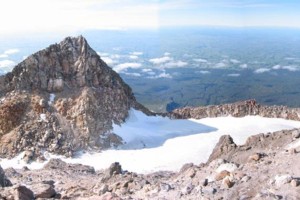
[274,174,293,186]
[0,165,12,187]
[222,177,234,188]
[207,135,237,163]
[30,183,56,198]
[292,129,300,139]
[215,170,231,181]
[14,185,34,200]
[107,162,122,177]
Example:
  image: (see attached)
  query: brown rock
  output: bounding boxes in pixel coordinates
[207,135,237,163]
[215,170,231,181]
[248,153,262,161]
[222,177,234,188]
[30,183,56,198]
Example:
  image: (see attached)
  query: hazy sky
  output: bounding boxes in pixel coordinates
[1,0,300,36]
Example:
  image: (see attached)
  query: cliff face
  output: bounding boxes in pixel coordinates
[0,36,150,159]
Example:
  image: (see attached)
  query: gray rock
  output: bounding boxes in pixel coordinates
[292,129,300,139]
[202,187,217,195]
[107,162,122,177]
[160,183,172,192]
[30,183,56,198]
[14,185,35,200]
[0,165,12,187]
[274,174,293,186]
[181,182,194,195]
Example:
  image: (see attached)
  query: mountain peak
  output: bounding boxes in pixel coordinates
[0,36,151,159]
[2,35,126,93]
[59,35,90,57]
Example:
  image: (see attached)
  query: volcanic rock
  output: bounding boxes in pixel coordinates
[0,165,12,187]
[29,183,56,198]
[0,36,152,159]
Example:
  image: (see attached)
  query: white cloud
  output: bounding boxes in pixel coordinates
[230,59,240,64]
[149,56,173,64]
[142,69,156,75]
[129,55,139,60]
[164,60,188,68]
[272,65,281,70]
[197,70,211,74]
[0,48,20,59]
[164,52,171,56]
[193,58,208,63]
[227,73,240,77]
[272,65,299,71]
[240,63,248,68]
[101,57,116,66]
[97,52,109,57]
[148,72,172,79]
[0,60,15,68]
[131,52,143,56]
[254,68,270,73]
[0,60,15,72]
[282,66,298,71]
[4,48,20,55]
[22,55,28,60]
[142,68,152,73]
[214,62,227,68]
[123,72,141,77]
[114,62,142,73]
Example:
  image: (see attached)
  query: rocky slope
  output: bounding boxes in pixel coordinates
[0,36,151,160]
[0,126,300,199]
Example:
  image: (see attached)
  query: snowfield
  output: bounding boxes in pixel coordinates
[1,109,300,173]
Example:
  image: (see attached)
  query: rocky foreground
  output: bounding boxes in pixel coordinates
[1,125,300,199]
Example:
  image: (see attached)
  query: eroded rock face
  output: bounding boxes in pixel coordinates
[0,36,151,159]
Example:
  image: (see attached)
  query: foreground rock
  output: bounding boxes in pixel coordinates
[0,165,12,187]
[0,36,151,160]
[2,127,300,199]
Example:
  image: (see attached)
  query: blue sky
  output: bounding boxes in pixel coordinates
[0,0,300,36]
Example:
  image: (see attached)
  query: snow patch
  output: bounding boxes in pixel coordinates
[216,163,238,173]
[40,114,47,122]
[48,93,55,105]
[1,109,300,174]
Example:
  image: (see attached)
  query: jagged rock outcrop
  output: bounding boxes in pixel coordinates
[0,36,151,159]
[170,99,300,121]
[207,135,237,163]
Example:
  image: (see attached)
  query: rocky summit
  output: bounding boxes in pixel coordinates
[0,36,150,160]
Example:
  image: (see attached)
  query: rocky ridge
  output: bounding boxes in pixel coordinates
[0,36,151,160]
[170,99,300,121]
